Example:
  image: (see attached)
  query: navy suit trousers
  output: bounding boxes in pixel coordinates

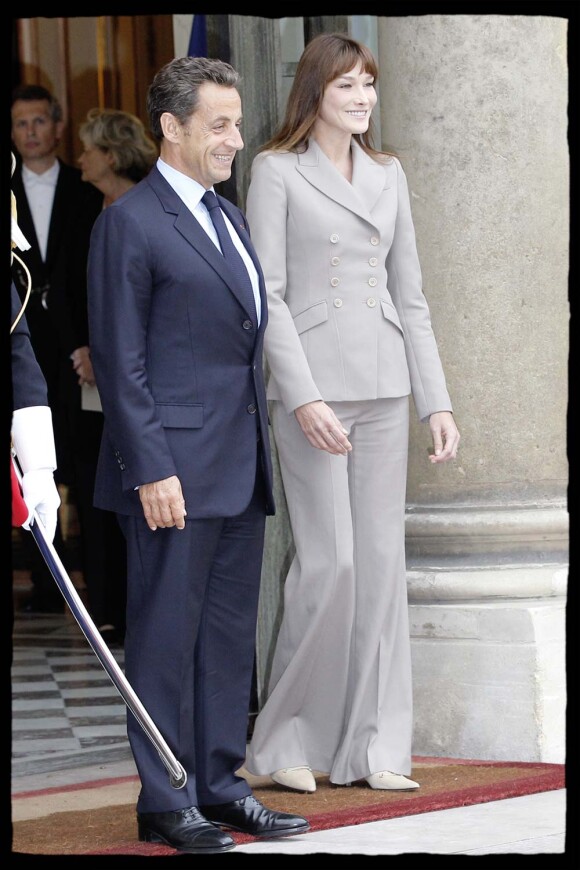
[118,467,266,813]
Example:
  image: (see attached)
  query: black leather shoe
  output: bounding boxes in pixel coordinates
[199,794,310,839]
[137,805,235,853]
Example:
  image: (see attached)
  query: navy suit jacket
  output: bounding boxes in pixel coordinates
[87,166,275,520]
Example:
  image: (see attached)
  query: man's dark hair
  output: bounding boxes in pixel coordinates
[146,56,240,142]
[11,84,63,124]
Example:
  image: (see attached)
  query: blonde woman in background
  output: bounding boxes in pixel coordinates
[78,107,158,207]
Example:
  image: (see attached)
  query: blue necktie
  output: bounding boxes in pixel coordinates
[201,190,257,320]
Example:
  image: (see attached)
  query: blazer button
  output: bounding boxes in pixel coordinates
[333,298,343,308]
[331,256,340,266]
[368,276,378,287]
[242,319,253,330]
[247,403,257,414]
[370,236,379,246]
[369,257,378,266]
[367,297,377,307]
[330,233,339,243]
[330,277,340,287]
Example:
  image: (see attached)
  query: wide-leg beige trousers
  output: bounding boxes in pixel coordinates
[247,397,413,784]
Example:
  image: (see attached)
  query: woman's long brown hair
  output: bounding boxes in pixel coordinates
[261,32,392,160]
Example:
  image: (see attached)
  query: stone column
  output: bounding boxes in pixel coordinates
[377,14,568,762]
[303,16,348,42]
[212,15,281,206]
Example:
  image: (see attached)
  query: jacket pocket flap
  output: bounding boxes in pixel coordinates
[156,403,204,428]
[380,299,404,334]
[293,300,328,335]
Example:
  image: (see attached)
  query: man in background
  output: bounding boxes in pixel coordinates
[11,84,103,613]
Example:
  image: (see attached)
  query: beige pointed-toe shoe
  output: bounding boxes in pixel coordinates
[365,771,420,790]
[271,766,316,793]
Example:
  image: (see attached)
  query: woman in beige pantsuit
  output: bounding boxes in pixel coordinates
[245,33,460,793]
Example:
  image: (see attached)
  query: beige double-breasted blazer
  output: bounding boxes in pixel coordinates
[245,138,452,422]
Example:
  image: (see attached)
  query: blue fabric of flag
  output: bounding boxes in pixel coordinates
[188,14,208,57]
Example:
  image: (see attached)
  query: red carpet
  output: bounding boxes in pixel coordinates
[11,756,564,856]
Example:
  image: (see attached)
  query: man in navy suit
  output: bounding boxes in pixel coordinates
[87,56,309,855]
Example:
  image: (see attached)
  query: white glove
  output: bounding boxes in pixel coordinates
[20,468,61,541]
[12,406,60,542]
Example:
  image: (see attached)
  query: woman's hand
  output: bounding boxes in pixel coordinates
[428,411,460,463]
[294,400,352,455]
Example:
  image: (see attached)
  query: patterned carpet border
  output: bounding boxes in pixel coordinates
[11,758,565,856]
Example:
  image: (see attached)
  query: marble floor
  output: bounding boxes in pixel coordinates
[11,570,570,857]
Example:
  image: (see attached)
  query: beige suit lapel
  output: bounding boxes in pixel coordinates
[296,139,389,226]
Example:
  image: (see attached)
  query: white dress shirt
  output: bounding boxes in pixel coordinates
[156,158,261,325]
[21,161,59,262]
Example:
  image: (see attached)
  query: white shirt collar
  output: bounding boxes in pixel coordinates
[22,160,60,187]
[156,157,209,211]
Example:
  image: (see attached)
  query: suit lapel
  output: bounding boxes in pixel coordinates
[148,168,264,324]
[12,168,40,259]
[297,139,389,227]
[351,140,391,214]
